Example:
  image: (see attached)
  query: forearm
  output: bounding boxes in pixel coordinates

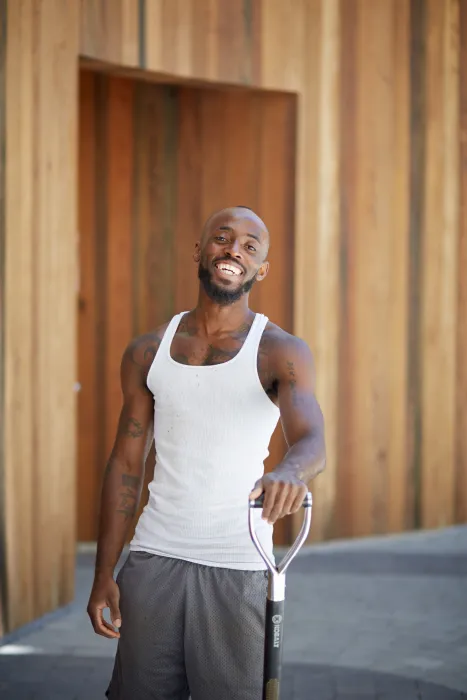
[275,431,326,484]
[94,453,144,579]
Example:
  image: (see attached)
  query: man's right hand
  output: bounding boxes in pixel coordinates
[87,575,122,639]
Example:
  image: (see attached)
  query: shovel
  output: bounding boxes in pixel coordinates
[249,492,312,700]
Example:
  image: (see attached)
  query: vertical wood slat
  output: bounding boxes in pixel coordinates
[190,0,219,82]
[407,0,426,530]
[0,0,6,637]
[456,0,467,524]
[336,0,358,538]
[161,0,194,78]
[421,0,459,528]
[260,0,306,91]
[132,82,150,333]
[337,0,412,537]
[3,0,79,631]
[174,87,203,313]
[144,0,163,73]
[78,71,99,542]
[348,0,380,536]
[387,0,411,533]
[35,0,79,616]
[306,0,340,542]
[80,0,139,67]
[3,0,35,630]
[105,78,134,457]
[121,0,139,66]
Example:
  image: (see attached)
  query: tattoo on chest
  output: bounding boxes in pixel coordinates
[170,318,280,404]
[172,319,252,367]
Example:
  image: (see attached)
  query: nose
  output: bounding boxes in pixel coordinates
[225,239,242,258]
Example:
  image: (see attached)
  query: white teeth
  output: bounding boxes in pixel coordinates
[216,263,241,275]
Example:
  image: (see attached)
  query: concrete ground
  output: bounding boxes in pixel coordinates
[0,526,466,699]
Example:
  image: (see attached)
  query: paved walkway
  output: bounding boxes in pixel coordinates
[1,526,466,699]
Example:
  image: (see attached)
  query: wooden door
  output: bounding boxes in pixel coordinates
[78,70,296,545]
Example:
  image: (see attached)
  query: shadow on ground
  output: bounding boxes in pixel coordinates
[1,655,466,700]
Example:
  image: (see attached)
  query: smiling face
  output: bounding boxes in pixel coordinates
[195,208,270,306]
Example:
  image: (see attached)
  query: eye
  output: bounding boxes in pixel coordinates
[246,244,257,252]
[215,235,227,243]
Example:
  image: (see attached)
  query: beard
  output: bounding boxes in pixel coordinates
[198,262,258,306]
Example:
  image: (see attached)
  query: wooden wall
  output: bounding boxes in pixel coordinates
[78,70,296,546]
[1,0,466,633]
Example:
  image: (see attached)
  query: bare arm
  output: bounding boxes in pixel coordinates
[276,339,326,482]
[87,334,158,638]
[250,336,326,524]
[94,340,155,578]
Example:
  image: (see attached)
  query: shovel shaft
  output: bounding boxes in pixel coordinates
[263,598,285,700]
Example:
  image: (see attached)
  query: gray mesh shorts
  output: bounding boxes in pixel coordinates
[106,552,268,700]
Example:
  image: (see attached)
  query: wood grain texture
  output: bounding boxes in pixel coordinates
[407,0,426,530]
[34,0,79,618]
[105,78,134,457]
[456,0,467,523]
[80,0,139,67]
[336,0,358,538]
[337,0,412,538]
[304,0,340,542]
[387,0,411,533]
[2,0,79,632]
[0,0,6,638]
[421,0,459,528]
[4,0,36,633]
[77,71,99,542]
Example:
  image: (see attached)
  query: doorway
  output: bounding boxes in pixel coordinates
[77,69,296,546]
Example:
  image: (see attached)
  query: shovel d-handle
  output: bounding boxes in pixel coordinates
[249,491,312,593]
[249,491,312,700]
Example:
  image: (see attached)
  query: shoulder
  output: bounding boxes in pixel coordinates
[122,321,171,374]
[260,321,314,368]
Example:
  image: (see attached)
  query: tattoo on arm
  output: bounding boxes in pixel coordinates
[287,361,298,406]
[143,346,157,366]
[104,444,119,479]
[120,416,144,438]
[116,474,140,521]
[128,335,160,370]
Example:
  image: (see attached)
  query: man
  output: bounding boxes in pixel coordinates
[87,206,326,700]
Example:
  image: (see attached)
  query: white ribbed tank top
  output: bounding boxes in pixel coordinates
[130,311,280,570]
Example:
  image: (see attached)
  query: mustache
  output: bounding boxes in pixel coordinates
[212,257,246,275]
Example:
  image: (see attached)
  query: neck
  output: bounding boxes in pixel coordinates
[192,288,254,335]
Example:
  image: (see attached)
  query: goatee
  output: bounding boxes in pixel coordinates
[198,262,257,306]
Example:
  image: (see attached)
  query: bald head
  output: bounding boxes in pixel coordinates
[201,206,270,252]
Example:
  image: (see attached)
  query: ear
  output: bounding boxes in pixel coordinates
[255,260,270,282]
[193,241,201,263]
